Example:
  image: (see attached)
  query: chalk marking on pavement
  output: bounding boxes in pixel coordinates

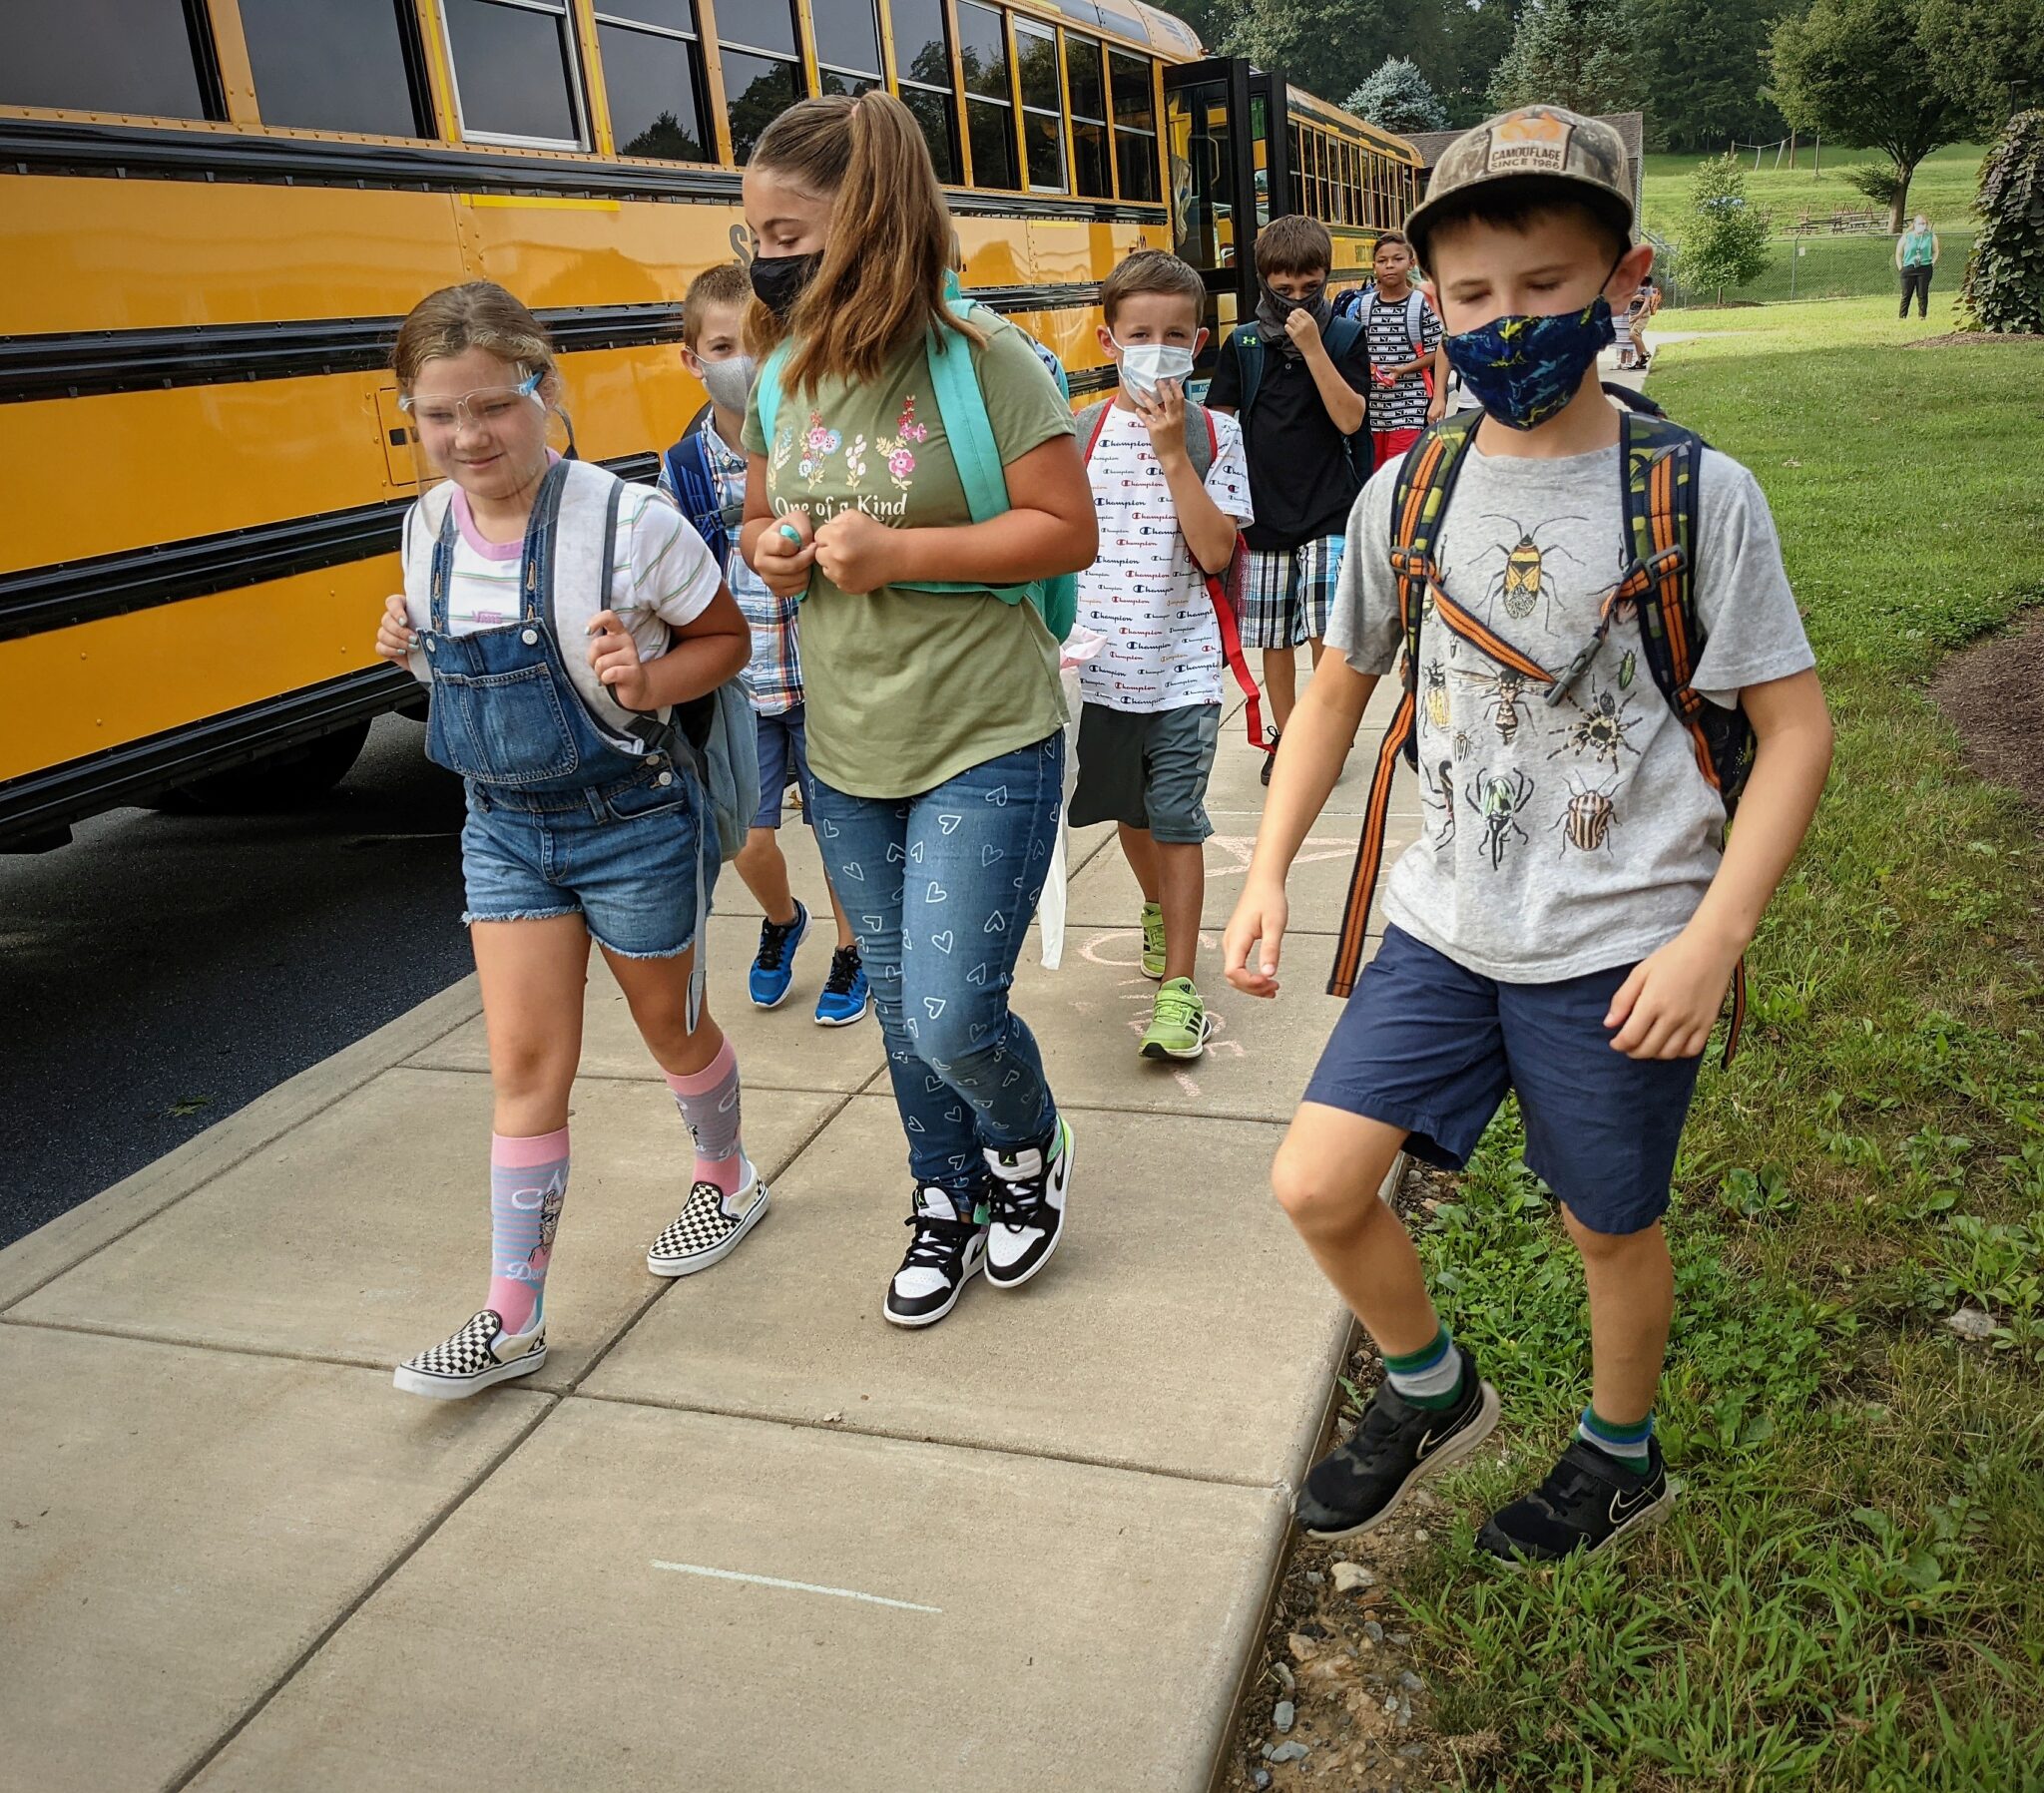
[652,1560,942,1613]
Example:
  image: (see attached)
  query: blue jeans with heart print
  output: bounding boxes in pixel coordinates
[807,732,1063,1218]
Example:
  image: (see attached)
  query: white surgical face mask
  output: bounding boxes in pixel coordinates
[699,352,758,414]
[1114,338,1196,401]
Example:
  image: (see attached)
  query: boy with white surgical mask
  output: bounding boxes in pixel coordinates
[1069,249,1255,1061]
[661,261,869,1027]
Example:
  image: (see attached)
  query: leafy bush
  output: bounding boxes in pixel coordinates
[1684,153,1774,301]
[1842,161,1905,208]
[1960,110,2044,335]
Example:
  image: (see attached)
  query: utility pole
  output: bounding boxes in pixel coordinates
[1788,127,1796,171]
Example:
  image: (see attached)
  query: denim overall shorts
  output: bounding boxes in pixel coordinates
[418,465,710,975]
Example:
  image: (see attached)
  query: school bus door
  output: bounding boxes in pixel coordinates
[1164,57,1291,371]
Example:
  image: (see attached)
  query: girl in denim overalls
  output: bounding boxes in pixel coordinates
[374,282,762,1399]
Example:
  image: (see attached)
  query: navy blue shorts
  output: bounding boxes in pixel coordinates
[1302,925,1702,1235]
[753,703,813,831]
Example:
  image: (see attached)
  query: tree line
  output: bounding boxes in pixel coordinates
[1171,0,2041,170]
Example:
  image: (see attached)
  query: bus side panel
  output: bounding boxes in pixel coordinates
[1,180,471,336]
[0,561,403,783]
[457,194,742,315]
[4,347,701,573]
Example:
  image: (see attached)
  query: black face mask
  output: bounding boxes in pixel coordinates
[750,251,821,322]
[1256,280,1331,355]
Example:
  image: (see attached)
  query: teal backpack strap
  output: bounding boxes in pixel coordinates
[1323,311,1364,363]
[924,304,1014,536]
[905,296,1077,638]
[756,338,795,456]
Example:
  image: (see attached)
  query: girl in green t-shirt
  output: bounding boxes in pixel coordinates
[736,91,1098,1329]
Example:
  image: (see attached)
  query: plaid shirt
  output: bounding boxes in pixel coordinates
[676,421,803,715]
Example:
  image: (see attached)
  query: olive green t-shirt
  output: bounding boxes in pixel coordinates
[742,316,1074,798]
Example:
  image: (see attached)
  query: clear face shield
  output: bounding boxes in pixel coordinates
[397,367,575,495]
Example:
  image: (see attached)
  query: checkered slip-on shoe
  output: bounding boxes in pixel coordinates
[646,1167,770,1278]
[392,1309,546,1400]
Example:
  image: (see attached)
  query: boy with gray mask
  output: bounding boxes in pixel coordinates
[662,262,869,1027]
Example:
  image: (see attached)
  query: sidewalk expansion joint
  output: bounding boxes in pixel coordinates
[563,1383,1297,1493]
[163,1391,559,1793]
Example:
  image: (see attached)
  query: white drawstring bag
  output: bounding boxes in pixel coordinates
[1038,626,1105,970]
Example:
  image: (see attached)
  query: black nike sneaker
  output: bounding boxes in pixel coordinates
[1294,1343,1500,1539]
[1475,1436,1675,1565]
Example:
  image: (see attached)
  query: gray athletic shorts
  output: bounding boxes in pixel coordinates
[1069,701,1221,844]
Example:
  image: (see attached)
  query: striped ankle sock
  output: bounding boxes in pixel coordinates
[1382,1325,1463,1410]
[1578,1406,1654,1474]
[665,1039,748,1203]
[487,1128,569,1335]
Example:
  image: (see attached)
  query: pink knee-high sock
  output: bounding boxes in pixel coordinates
[665,1039,749,1201]
[488,1127,569,1335]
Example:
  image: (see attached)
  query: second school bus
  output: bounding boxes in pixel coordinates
[0,0,1419,847]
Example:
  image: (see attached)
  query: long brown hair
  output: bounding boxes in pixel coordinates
[391,280,561,399]
[749,91,979,395]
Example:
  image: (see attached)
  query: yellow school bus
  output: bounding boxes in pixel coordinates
[0,0,1416,847]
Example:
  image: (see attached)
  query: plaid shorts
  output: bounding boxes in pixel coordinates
[1236,535,1346,650]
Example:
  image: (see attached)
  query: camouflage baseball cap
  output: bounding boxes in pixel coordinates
[1405,106,1634,262]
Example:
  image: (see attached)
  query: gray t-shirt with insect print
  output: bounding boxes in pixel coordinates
[1325,437,1814,984]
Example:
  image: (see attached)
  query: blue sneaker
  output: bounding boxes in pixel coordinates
[749,901,809,1009]
[814,944,871,1027]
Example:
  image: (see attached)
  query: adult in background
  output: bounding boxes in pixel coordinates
[1896,215,1940,319]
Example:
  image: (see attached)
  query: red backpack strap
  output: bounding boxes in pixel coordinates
[1190,404,1264,747]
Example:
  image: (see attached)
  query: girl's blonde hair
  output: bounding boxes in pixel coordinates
[391,280,561,398]
[749,91,980,395]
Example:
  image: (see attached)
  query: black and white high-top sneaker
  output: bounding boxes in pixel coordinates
[982,1114,1073,1290]
[392,1309,546,1400]
[883,1184,987,1328]
[647,1162,769,1277]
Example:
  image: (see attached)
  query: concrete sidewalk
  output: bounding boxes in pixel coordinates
[1,676,1417,1793]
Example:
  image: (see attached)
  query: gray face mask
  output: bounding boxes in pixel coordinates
[699,353,758,414]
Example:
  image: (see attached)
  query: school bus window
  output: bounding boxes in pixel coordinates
[235,0,427,136]
[889,0,962,181]
[1015,17,1066,192]
[814,0,885,97]
[722,0,804,164]
[11,0,220,119]
[442,0,586,146]
[1065,32,1111,200]
[1108,50,1158,203]
[597,4,710,160]
[956,1,1017,190]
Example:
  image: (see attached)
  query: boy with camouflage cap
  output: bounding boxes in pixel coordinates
[1225,107,1833,1562]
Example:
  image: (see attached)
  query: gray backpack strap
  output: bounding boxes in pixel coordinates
[1183,402,1214,483]
[541,468,672,753]
[1076,399,1110,459]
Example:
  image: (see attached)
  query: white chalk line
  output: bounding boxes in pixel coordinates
[652,1560,942,1614]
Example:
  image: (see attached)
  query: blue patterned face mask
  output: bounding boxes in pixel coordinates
[1444,293,1617,430]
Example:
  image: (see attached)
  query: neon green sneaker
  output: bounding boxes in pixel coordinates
[1141,902,1167,980]
[1140,978,1216,1061]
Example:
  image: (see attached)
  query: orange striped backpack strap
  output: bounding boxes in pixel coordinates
[1326,412,1481,998]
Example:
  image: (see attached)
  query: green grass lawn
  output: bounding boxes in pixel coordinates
[1641,142,1990,240]
[1640,144,1988,307]
[1401,298,2044,1790]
